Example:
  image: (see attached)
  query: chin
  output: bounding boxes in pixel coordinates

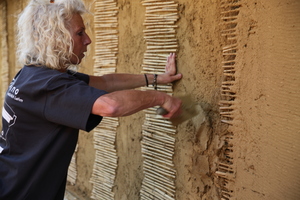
[70,58,82,65]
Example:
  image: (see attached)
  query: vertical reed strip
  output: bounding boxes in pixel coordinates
[217,0,240,199]
[0,1,9,106]
[140,1,179,199]
[90,1,119,199]
[67,145,78,185]
[15,2,22,72]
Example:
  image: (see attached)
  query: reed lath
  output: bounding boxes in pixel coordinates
[67,145,78,185]
[216,0,240,199]
[140,1,179,199]
[93,0,118,76]
[90,1,119,199]
[0,1,9,106]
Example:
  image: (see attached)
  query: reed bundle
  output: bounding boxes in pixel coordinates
[140,1,179,199]
[216,1,241,199]
[90,1,119,199]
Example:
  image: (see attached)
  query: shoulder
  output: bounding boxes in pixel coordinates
[20,65,88,83]
[67,70,90,84]
[21,65,62,78]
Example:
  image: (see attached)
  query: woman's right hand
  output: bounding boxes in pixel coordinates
[159,95,182,119]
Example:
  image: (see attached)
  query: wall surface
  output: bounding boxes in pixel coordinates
[229,1,300,199]
[0,0,299,200]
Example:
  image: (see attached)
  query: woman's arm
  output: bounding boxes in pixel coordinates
[89,53,182,92]
[92,89,182,118]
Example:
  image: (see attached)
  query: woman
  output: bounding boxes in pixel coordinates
[0,0,182,199]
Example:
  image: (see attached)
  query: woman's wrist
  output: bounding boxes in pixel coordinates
[144,74,149,87]
[144,74,158,89]
[152,74,158,90]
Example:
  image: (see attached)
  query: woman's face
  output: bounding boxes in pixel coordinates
[67,13,91,65]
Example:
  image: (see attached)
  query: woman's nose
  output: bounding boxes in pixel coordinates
[85,34,92,46]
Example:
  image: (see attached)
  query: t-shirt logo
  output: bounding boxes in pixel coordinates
[0,102,17,153]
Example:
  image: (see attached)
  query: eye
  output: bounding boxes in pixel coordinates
[77,31,84,36]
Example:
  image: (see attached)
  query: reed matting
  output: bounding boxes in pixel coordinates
[90,1,119,199]
[140,1,179,199]
[216,0,240,199]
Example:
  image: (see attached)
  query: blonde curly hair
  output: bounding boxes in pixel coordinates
[17,0,88,70]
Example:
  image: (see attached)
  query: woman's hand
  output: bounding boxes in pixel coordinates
[158,53,182,84]
[160,95,182,119]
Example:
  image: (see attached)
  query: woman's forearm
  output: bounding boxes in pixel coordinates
[89,72,182,92]
[89,53,182,92]
[91,89,182,118]
[89,73,156,92]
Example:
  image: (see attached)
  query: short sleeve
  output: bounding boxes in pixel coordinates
[67,70,90,84]
[44,73,107,131]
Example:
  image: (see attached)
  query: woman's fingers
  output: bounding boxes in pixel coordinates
[165,53,176,75]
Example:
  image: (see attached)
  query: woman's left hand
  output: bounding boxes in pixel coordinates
[158,53,182,84]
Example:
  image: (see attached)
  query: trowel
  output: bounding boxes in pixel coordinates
[156,95,206,126]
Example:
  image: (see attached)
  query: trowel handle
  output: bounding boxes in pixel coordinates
[156,107,169,115]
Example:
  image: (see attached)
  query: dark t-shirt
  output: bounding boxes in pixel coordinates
[0,65,107,199]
